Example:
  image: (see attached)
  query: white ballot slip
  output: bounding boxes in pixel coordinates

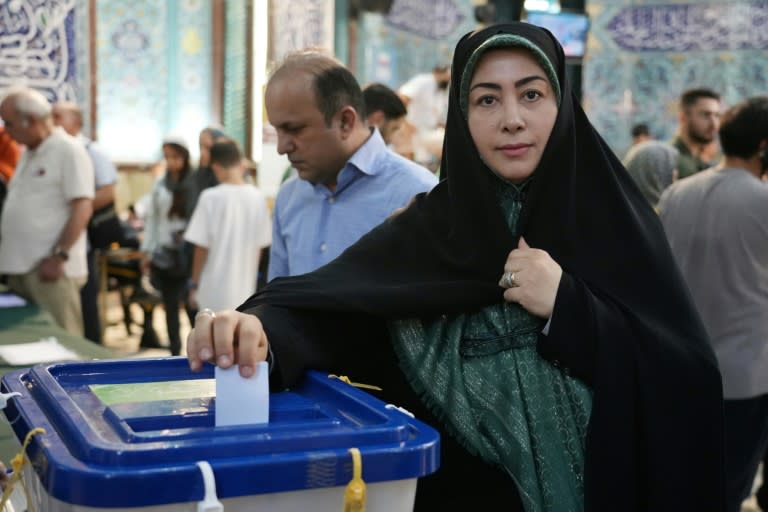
[214,361,270,426]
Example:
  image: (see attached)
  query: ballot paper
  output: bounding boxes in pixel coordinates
[0,336,79,365]
[215,361,269,426]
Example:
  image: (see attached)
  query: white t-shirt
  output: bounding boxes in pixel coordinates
[0,128,94,277]
[184,184,272,311]
[398,72,447,132]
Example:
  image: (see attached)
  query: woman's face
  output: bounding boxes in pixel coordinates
[163,145,187,174]
[467,48,558,183]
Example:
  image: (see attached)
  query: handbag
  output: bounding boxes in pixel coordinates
[88,203,125,250]
[150,243,189,280]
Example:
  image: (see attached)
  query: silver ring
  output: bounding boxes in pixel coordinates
[196,308,216,320]
[500,271,519,288]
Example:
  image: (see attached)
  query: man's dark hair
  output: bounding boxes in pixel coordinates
[680,87,721,111]
[718,96,768,159]
[271,52,367,126]
[209,138,243,168]
[313,66,367,125]
[631,123,650,138]
[363,83,406,120]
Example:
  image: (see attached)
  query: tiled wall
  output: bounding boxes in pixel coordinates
[583,0,768,157]
[223,0,248,150]
[354,0,477,89]
[0,1,215,164]
[96,0,213,163]
[0,0,90,111]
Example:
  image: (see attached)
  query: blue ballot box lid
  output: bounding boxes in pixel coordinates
[0,357,440,508]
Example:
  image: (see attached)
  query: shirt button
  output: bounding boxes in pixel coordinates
[320,243,327,252]
[328,197,336,204]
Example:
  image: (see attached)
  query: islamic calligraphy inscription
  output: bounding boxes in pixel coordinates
[0,0,78,99]
[385,0,465,40]
[606,2,768,52]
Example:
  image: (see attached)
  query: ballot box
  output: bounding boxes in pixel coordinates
[0,357,439,511]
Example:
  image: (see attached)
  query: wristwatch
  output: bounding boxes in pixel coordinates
[52,246,69,261]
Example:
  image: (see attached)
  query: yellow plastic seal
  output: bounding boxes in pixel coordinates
[0,427,46,512]
[342,447,366,512]
[328,374,383,392]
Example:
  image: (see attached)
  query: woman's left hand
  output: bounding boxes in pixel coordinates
[499,237,562,319]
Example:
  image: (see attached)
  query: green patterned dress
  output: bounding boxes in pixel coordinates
[390,180,593,512]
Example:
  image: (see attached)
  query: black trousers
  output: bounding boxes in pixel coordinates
[150,270,196,356]
[757,448,768,511]
[80,249,101,343]
[724,394,768,512]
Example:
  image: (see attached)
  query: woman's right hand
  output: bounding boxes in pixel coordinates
[186,310,269,378]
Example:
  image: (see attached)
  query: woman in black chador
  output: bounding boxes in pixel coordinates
[187,22,725,511]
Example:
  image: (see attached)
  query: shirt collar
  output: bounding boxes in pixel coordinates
[27,127,63,155]
[347,128,387,177]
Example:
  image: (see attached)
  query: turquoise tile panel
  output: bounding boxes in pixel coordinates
[583,0,768,157]
[355,0,476,89]
[223,0,248,150]
[97,0,212,163]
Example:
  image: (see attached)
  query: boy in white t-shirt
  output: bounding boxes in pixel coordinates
[184,140,271,312]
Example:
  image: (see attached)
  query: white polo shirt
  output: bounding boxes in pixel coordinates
[398,72,447,133]
[0,128,94,277]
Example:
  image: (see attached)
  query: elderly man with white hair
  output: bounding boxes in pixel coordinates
[0,87,94,335]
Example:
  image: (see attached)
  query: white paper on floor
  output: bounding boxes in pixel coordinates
[0,293,27,308]
[0,336,79,365]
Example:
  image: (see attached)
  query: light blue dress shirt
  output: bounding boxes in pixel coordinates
[268,129,438,280]
[77,134,117,188]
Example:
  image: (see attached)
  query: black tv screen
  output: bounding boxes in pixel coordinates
[525,11,590,58]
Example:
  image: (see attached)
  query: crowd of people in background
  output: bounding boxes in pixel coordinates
[1,28,768,511]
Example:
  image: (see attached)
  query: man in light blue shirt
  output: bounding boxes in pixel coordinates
[266,51,437,280]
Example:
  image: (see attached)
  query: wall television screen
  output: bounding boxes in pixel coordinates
[525,11,590,58]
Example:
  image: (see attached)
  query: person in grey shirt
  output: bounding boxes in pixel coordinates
[658,96,768,512]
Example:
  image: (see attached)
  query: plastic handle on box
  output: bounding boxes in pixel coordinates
[195,461,223,512]
[0,392,20,410]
